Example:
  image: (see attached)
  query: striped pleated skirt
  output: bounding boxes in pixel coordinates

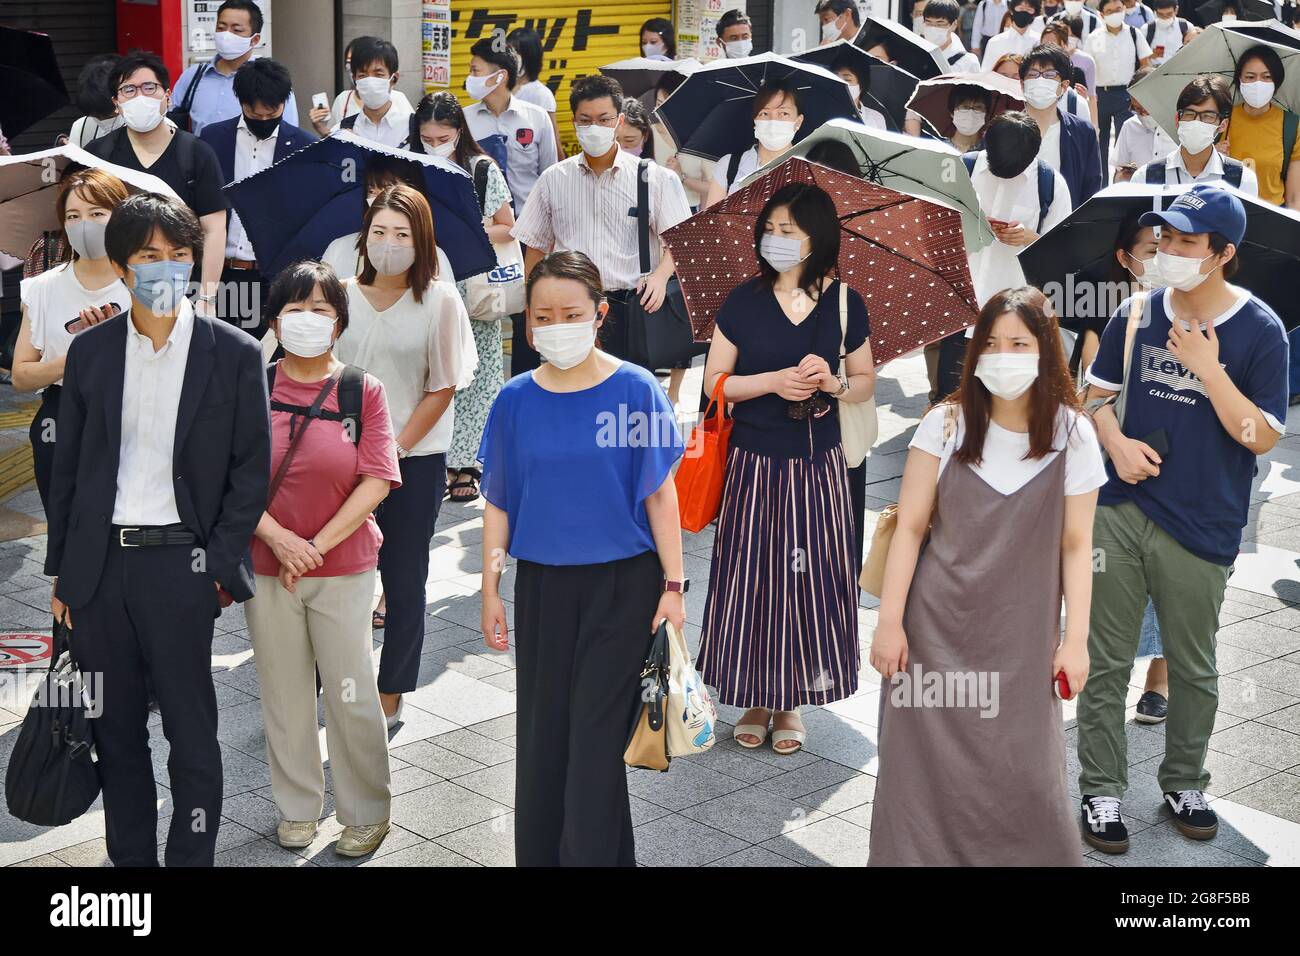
[697,443,860,710]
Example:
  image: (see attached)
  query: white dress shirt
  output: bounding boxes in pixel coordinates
[1085,24,1151,87]
[1132,146,1260,196]
[511,147,693,291]
[348,100,413,149]
[980,29,1043,71]
[113,299,196,525]
[1147,17,1188,67]
[465,95,558,209]
[971,0,1009,53]
[1112,114,1176,172]
[940,35,981,74]
[226,118,280,259]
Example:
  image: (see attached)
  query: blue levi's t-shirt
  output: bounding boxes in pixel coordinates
[1086,287,1289,566]
[477,362,684,566]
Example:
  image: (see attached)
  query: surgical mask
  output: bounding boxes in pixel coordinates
[1177,119,1218,153]
[1153,250,1217,291]
[575,123,617,156]
[1138,112,1158,131]
[1240,81,1275,109]
[847,83,861,102]
[759,233,809,273]
[533,318,597,369]
[355,76,393,110]
[1124,252,1160,289]
[923,24,951,45]
[1023,78,1061,109]
[276,311,336,358]
[65,220,107,260]
[1012,10,1036,28]
[1065,0,1084,13]
[1221,12,1237,20]
[754,119,797,151]
[643,40,666,57]
[465,71,502,101]
[213,30,254,60]
[128,259,192,314]
[822,19,843,43]
[120,94,164,133]
[428,137,457,159]
[366,239,416,276]
[1104,12,1126,28]
[953,108,987,136]
[974,353,1039,400]
[622,142,644,156]
[724,39,753,58]
[244,114,281,140]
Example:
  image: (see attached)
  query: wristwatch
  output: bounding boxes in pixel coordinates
[832,374,850,398]
[663,579,690,594]
[395,441,410,459]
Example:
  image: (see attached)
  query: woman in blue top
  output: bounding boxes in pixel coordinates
[697,182,876,755]
[477,251,686,867]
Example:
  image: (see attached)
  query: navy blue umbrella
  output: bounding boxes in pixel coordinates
[655,53,860,162]
[223,130,495,281]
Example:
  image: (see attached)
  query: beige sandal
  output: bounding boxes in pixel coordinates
[771,711,806,754]
[732,709,772,749]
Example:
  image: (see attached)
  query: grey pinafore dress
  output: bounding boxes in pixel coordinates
[868,449,1083,867]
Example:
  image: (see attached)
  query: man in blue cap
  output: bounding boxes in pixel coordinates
[1077,183,1289,854]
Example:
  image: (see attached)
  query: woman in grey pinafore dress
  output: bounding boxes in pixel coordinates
[868,287,1107,867]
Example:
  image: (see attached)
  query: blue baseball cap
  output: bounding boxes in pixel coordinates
[1139,183,1247,248]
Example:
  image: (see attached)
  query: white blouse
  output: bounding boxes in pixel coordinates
[910,406,1107,497]
[335,278,477,456]
[20,263,131,387]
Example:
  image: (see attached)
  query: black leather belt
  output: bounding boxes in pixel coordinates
[111,523,197,548]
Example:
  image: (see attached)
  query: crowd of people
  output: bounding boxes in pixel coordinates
[2,0,1296,867]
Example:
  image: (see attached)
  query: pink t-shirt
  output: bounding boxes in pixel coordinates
[251,366,402,578]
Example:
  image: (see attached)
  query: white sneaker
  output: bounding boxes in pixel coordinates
[276,819,319,849]
[336,821,391,857]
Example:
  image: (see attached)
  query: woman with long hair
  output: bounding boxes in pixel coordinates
[868,286,1105,866]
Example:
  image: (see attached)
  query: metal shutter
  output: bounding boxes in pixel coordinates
[0,0,118,153]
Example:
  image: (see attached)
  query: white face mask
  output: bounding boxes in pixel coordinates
[1240,80,1275,109]
[575,122,618,156]
[759,233,809,273]
[847,82,861,102]
[974,353,1040,400]
[1104,11,1126,28]
[355,75,393,110]
[1177,119,1218,153]
[533,318,597,369]
[465,71,502,101]
[428,137,457,159]
[1023,77,1062,110]
[213,30,254,60]
[821,19,843,43]
[754,119,798,151]
[120,94,164,133]
[1153,250,1217,291]
[277,311,336,358]
[724,39,753,58]
[923,24,951,46]
[65,220,107,260]
[642,40,665,57]
[1124,252,1160,289]
[1138,112,1159,130]
[953,108,987,136]
[366,238,416,276]
[1064,0,1085,12]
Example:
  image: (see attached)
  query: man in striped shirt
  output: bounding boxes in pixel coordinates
[512,75,692,363]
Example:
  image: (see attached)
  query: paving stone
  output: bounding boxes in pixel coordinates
[1102,822,1262,868]
[435,813,515,867]
[756,758,861,800]
[427,727,516,766]
[705,845,803,867]
[389,781,508,840]
[760,815,871,867]
[796,773,877,815]
[450,760,515,808]
[360,840,479,867]
[681,786,827,843]
[1257,702,1300,735]
[626,759,748,811]
[1209,722,1300,771]
[1217,618,1300,658]
[633,813,747,866]
[390,738,486,779]
[1221,771,1300,825]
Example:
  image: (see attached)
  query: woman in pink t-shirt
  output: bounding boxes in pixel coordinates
[245,260,402,859]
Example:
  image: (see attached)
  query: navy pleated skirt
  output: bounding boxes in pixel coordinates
[697,444,860,710]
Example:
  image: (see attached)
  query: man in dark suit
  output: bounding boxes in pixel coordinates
[45,193,270,867]
[199,57,315,338]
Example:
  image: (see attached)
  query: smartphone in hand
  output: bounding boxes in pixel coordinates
[64,302,120,334]
[312,92,329,111]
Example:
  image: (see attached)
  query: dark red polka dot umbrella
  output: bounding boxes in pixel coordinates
[663,156,978,366]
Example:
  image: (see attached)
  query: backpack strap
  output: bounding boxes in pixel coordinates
[1222,155,1244,189]
[1130,25,1140,72]
[961,151,978,175]
[472,155,490,213]
[1179,18,1188,36]
[1142,159,1167,184]
[636,158,652,277]
[1145,21,1155,44]
[267,362,365,446]
[1035,159,1055,233]
[1066,88,1078,114]
[947,48,966,66]
[267,370,339,504]
[726,150,744,191]
[1283,109,1299,183]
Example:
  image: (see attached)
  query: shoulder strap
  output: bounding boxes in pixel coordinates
[340,113,358,130]
[1115,291,1147,430]
[337,364,364,445]
[1146,21,1156,43]
[267,372,338,504]
[948,49,965,66]
[726,150,744,190]
[178,64,208,116]
[1067,88,1078,113]
[1130,26,1140,72]
[473,156,490,212]
[837,280,849,376]
[174,129,198,185]
[1179,18,1188,36]
[1282,110,1299,182]
[265,362,277,395]
[636,158,651,278]
[1035,160,1055,232]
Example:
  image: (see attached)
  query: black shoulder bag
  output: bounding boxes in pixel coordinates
[167,64,209,133]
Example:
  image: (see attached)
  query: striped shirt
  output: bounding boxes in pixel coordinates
[511,148,692,291]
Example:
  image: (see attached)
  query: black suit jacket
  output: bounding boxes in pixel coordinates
[44,309,271,607]
[199,117,317,186]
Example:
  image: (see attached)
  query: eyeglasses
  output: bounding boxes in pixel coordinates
[1178,108,1223,124]
[1023,69,1063,81]
[117,81,163,99]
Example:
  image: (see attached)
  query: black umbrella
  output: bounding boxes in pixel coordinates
[0,26,69,140]
[1019,181,1300,330]
[1218,18,1300,50]
[1193,0,1276,25]
[598,57,700,99]
[791,40,919,133]
[655,53,859,161]
[853,15,946,82]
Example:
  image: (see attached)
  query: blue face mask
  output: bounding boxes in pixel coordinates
[128,259,193,314]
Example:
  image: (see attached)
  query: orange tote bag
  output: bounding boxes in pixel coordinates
[675,373,733,533]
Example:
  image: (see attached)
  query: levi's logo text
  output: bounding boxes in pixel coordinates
[1138,344,1226,401]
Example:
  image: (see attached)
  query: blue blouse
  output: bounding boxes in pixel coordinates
[477,362,684,566]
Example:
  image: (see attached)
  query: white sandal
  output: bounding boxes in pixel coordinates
[732,710,772,749]
[771,712,806,754]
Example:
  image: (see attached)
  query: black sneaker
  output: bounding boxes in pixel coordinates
[1135,690,1168,724]
[1080,795,1130,853]
[1164,790,1218,840]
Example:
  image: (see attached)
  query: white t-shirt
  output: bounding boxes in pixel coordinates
[859,105,889,131]
[712,147,761,195]
[1113,115,1177,173]
[911,405,1108,497]
[322,232,454,283]
[20,263,131,387]
[514,79,558,114]
[335,278,478,455]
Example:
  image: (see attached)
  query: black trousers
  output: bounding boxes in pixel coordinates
[375,452,446,693]
[598,289,634,362]
[1097,85,1132,181]
[69,541,222,867]
[848,459,868,575]
[215,265,266,339]
[513,549,661,867]
[29,385,59,515]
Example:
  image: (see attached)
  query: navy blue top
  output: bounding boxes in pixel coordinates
[715,277,870,460]
[477,362,683,566]
[1088,288,1289,565]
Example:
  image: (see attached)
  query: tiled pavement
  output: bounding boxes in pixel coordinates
[2,354,1299,867]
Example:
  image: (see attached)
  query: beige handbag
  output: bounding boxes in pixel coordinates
[836,281,878,468]
[859,404,957,597]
